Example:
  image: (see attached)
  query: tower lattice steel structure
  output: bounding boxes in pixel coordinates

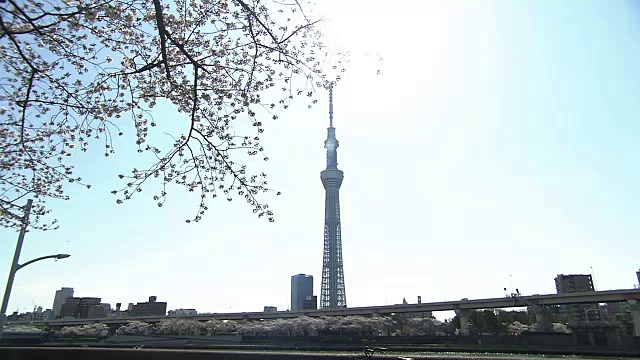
[320,85,346,309]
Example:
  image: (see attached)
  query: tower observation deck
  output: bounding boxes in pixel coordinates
[320,85,346,309]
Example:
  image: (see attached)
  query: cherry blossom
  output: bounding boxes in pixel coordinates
[0,0,343,229]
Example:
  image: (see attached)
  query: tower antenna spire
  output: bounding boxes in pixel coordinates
[329,83,334,128]
[320,82,346,309]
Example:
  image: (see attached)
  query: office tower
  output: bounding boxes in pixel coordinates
[291,274,313,311]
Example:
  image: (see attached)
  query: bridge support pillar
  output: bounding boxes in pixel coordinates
[530,305,553,332]
[455,309,470,336]
[628,300,640,336]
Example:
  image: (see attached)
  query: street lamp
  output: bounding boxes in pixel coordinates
[0,253,71,338]
[0,199,71,339]
[16,254,70,271]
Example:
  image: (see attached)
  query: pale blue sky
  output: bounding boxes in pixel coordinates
[1,0,640,318]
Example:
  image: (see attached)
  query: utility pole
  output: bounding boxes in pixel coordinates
[0,199,34,337]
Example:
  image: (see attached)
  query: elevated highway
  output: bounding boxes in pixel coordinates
[15,288,640,329]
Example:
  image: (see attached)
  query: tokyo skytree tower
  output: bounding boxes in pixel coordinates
[320,85,346,309]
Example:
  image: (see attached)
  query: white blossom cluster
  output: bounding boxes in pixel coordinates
[0,0,344,229]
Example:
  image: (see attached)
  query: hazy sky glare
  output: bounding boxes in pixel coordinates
[1,0,640,319]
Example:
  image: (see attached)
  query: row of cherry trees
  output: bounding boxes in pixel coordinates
[114,316,398,336]
[460,309,571,335]
[57,314,571,338]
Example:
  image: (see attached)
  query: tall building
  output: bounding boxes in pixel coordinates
[51,287,74,319]
[59,297,101,319]
[555,274,594,293]
[555,274,600,323]
[303,295,318,310]
[320,85,347,309]
[636,269,640,287]
[291,274,313,311]
[87,303,111,319]
[555,274,622,345]
[129,296,167,317]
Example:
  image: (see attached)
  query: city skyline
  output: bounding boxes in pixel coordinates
[1,0,640,317]
[11,270,640,321]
